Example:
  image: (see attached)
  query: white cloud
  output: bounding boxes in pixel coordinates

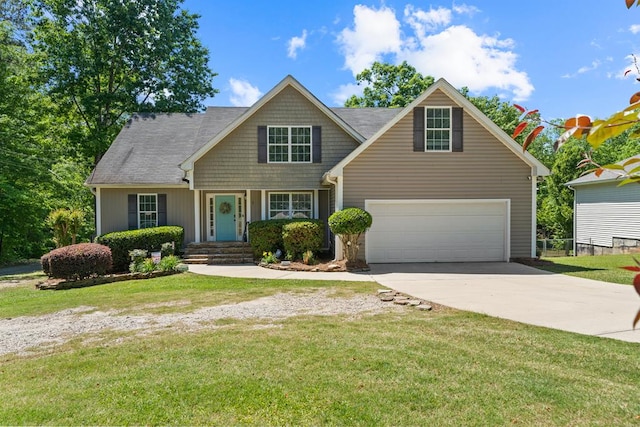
[335,3,533,102]
[630,24,640,34]
[330,83,364,105]
[400,25,532,101]
[562,60,603,79]
[287,30,308,59]
[336,5,402,76]
[228,78,262,106]
[404,5,451,35]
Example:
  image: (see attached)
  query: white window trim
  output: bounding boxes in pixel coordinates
[137,193,158,229]
[267,125,313,164]
[268,192,313,219]
[425,106,452,152]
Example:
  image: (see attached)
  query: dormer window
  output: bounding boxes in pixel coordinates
[425,107,451,152]
[268,126,311,163]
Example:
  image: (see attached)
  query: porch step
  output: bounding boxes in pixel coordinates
[183,242,254,265]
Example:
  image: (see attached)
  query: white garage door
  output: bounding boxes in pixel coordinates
[365,199,509,263]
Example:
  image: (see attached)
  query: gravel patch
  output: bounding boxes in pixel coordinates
[0,290,402,356]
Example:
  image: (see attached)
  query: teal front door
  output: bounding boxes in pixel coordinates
[215,195,236,241]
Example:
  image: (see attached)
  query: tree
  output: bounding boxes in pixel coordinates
[345,61,434,108]
[31,0,218,162]
[328,208,372,264]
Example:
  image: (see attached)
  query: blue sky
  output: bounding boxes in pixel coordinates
[183,1,640,122]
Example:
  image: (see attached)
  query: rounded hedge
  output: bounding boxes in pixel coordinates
[283,221,324,260]
[96,226,184,272]
[42,243,112,280]
[328,208,372,235]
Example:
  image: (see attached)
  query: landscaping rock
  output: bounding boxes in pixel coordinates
[379,294,395,302]
[416,304,433,311]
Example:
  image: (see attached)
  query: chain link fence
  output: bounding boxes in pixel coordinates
[536,239,573,257]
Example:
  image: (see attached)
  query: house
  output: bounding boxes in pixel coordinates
[86,75,550,263]
[566,155,640,255]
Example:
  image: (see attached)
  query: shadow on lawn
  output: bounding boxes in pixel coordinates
[523,259,606,275]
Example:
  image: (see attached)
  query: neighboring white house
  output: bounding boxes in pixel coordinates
[566,155,640,255]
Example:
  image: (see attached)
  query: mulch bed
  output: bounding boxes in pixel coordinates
[259,258,370,273]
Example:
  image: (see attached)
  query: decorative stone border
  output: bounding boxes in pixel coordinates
[36,270,182,291]
[377,289,433,311]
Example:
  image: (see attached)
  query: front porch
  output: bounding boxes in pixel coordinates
[193,189,331,245]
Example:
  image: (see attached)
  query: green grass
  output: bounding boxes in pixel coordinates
[1,273,639,425]
[536,254,639,284]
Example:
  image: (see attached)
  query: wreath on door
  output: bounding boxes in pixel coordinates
[219,201,232,214]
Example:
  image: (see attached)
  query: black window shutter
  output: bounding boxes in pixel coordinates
[452,107,463,152]
[413,107,425,152]
[157,194,167,226]
[312,126,321,163]
[257,126,267,163]
[128,194,137,230]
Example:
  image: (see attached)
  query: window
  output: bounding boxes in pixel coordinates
[138,194,157,229]
[268,126,311,163]
[269,193,312,219]
[425,107,451,151]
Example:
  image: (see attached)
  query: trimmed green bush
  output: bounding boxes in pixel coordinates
[158,255,180,272]
[96,226,184,272]
[42,243,112,280]
[248,219,323,259]
[328,207,372,263]
[282,221,324,261]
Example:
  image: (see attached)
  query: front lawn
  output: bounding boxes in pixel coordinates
[1,273,639,425]
[533,254,639,285]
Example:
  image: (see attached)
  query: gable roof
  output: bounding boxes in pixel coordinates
[179,75,368,171]
[325,78,551,178]
[566,154,640,187]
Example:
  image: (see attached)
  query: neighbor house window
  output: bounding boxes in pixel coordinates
[268,126,311,163]
[138,194,157,229]
[425,107,451,151]
[269,193,312,219]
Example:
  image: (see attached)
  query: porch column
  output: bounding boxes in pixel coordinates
[334,177,344,260]
[194,189,201,243]
[261,190,266,220]
[313,189,319,219]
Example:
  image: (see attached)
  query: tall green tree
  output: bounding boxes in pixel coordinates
[32,0,218,162]
[0,20,56,260]
[345,61,434,108]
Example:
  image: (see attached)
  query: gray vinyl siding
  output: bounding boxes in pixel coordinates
[343,89,534,259]
[99,187,195,243]
[574,182,640,247]
[193,86,360,189]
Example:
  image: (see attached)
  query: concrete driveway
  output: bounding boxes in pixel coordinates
[368,262,640,343]
[188,262,640,343]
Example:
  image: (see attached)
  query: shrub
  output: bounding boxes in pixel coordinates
[140,258,157,273]
[40,252,51,276]
[161,242,175,258]
[261,251,278,264]
[47,208,84,248]
[302,250,316,265]
[158,255,180,272]
[328,208,372,263]
[129,249,148,273]
[282,221,324,261]
[96,226,184,272]
[43,243,112,280]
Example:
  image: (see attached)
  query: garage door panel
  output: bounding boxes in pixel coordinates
[366,200,509,263]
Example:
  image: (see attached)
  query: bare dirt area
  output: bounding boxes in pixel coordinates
[0,289,405,357]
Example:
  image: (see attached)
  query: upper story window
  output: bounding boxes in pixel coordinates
[138,194,157,229]
[268,126,311,163]
[425,107,452,152]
